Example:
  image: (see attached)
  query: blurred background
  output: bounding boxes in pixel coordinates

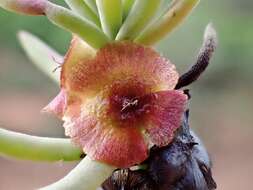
[0,0,252,189]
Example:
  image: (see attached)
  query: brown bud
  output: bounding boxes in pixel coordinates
[1,0,47,15]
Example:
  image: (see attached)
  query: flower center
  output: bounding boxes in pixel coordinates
[121,98,139,112]
[111,95,150,124]
[107,82,152,126]
[119,96,141,120]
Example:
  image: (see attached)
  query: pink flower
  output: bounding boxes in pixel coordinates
[45,37,188,167]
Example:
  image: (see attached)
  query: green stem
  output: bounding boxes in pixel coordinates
[96,0,122,39]
[40,156,116,190]
[135,0,200,46]
[116,0,162,41]
[65,0,100,26]
[0,128,83,161]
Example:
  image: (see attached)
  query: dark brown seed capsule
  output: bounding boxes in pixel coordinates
[148,111,216,190]
[102,111,217,190]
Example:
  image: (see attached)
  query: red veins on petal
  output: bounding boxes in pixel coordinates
[63,89,187,167]
[64,114,148,168]
[144,90,188,147]
[62,42,179,97]
[61,36,96,89]
[47,41,188,167]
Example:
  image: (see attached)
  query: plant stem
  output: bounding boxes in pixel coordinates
[0,128,83,161]
[40,156,116,190]
[135,0,200,46]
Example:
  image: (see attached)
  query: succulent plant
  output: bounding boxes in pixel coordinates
[0,0,217,189]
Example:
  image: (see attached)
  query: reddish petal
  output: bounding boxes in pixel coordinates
[63,90,186,167]
[61,36,96,89]
[65,42,179,97]
[42,89,66,118]
[64,114,148,168]
[59,41,185,167]
[144,90,188,147]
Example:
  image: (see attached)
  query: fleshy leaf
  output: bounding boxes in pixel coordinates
[65,0,100,26]
[40,156,115,190]
[0,128,83,161]
[122,0,134,20]
[45,2,110,49]
[83,0,98,14]
[116,0,162,40]
[18,31,62,84]
[96,0,122,39]
[1,0,110,49]
[135,0,200,46]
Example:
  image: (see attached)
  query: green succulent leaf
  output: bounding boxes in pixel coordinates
[45,2,110,49]
[18,31,61,84]
[83,0,98,14]
[135,0,200,46]
[40,156,115,190]
[0,128,83,161]
[0,0,109,49]
[65,0,100,26]
[116,0,162,41]
[96,0,122,39]
[122,0,134,20]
